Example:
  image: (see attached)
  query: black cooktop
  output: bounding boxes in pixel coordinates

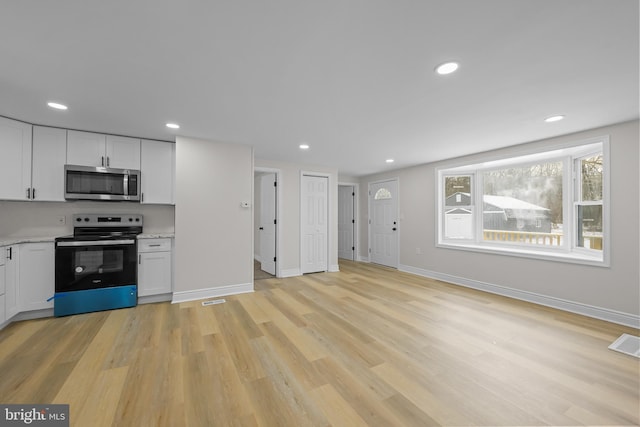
[56,213,143,242]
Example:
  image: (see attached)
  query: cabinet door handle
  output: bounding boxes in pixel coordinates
[149,244,161,247]
[101,156,105,166]
[26,188,30,199]
[138,254,141,264]
[107,156,110,167]
[32,188,36,199]
[7,247,12,260]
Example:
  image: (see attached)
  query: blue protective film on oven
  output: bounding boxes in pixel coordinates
[53,285,137,317]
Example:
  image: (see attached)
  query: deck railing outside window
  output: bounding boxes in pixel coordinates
[482,229,602,250]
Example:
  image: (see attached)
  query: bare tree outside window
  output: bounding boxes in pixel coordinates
[577,154,603,250]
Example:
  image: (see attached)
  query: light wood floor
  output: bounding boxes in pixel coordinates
[254,260,275,280]
[1,260,638,426]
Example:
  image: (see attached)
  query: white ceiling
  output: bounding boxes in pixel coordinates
[1,0,637,176]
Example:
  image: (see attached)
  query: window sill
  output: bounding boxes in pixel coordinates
[436,241,607,267]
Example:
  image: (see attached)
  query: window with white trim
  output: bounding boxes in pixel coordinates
[437,138,608,265]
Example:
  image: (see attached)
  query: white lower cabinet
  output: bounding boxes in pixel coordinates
[0,242,54,328]
[0,294,5,324]
[138,238,173,297]
[0,250,6,323]
[5,246,19,319]
[19,242,55,311]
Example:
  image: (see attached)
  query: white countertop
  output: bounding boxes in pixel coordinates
[0,233,174,246]
[0,236,57,246]
[137,233,174,239]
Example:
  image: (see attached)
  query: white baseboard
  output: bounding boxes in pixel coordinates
[10,308,53,323]
[329,264,340,272]
[254,255,261,263]
[357,255,370,263]
[280,268,302,278]
[399,264,640,329]
[139,294,172,305]
[171,283,253,304]
[1,308,53,330]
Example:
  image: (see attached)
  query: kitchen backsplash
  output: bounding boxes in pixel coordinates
[0,201,175,237]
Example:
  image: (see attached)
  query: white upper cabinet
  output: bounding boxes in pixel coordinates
[31,126,67,201]
[66,130,106,167]
[0,117,171,203]
[67,131,140,169]
[0,117,32,201]
[140,139,175,204]
[106,135,141,169]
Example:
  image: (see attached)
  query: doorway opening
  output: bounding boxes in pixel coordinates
[338,184,357,261]
[254,168,281,279]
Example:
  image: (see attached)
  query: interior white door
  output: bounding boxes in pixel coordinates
[260,173,277,276]
[301,175,328,273]
[370,180,398,268]
[338,185,355,260]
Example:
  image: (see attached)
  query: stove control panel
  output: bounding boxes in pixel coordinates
[72,214,143,227]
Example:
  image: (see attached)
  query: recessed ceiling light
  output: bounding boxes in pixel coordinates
[299,144,310,150]
[166,123,180,129]
[544,115,565,123]
[435,61,459,75]
[47,102,68,110]
[386,159,395,163]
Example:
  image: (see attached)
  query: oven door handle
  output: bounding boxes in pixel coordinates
[57,239,136,247]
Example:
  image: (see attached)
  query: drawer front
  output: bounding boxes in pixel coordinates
[138,238,172,252]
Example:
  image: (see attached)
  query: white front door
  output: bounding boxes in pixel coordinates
[301,175,328,273]
[260,173,277,275]
[370,179,398,268]
[338,185,355,260]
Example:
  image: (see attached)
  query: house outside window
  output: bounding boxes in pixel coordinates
[436,137,609,266]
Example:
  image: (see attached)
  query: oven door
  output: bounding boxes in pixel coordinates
[55,239,137,292]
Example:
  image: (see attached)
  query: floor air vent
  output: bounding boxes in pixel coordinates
[608,334,640,358]
[202,299,226,307]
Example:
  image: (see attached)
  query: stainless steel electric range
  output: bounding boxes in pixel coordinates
[53,214,143,317]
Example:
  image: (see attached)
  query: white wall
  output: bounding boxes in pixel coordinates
[255,158,339,276]
[338,174,359,183]
[174,137,253,301]
[358,120,639,325]
[0,201,174,237]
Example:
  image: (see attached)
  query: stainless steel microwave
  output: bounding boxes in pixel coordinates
[64,165,141,201]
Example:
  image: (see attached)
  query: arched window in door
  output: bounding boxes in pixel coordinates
[374,188,392,200]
